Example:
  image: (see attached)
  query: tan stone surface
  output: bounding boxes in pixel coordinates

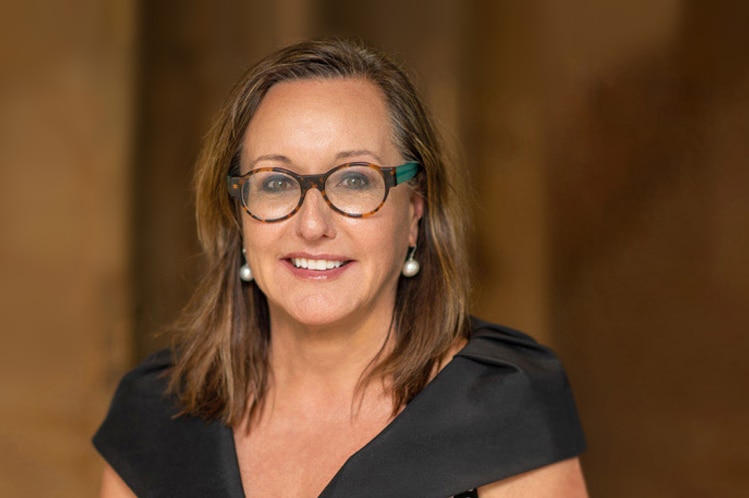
[0,1,135,496]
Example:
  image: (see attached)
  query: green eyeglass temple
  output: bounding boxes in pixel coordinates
[393,161,419,185]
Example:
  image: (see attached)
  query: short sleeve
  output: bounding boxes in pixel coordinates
[92,350,244,498]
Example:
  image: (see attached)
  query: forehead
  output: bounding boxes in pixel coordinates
[253,78,390,130]
[241,78,397,159]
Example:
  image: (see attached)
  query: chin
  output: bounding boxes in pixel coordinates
[270,296,359,329]
[264,281,396,332]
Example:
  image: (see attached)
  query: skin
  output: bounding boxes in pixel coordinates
[100,78,587,497]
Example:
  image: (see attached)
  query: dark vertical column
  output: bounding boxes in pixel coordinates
[461,1,552,340]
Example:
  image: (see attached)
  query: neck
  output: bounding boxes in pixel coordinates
[266,309,395,402]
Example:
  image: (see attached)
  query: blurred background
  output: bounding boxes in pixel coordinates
[1,0,748,496]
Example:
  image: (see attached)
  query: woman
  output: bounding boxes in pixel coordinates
[95,38,587,497]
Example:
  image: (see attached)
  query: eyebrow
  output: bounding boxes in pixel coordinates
[334,149,384,164]
[249,150,385,169]
[249,154,292,168]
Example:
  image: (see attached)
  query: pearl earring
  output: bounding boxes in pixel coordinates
[401,246,420,278]
[239,248,253,282]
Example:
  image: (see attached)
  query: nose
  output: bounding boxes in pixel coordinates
[294,188,336,240]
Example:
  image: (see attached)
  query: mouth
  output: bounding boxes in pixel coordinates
[289,257,350,271]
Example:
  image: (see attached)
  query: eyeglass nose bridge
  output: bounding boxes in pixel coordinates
[297,173,328,197]
[290,172,340,216]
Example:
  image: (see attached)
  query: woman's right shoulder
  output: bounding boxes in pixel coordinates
[93,349,179,496]
[92,349,243,497]
[95,348,177,432]
[92,349,179,477]
[108,349,175,405]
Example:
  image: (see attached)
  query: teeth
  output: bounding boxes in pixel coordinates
[291,258,344,270]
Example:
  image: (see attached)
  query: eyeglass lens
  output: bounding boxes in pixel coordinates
[241,164,387,220]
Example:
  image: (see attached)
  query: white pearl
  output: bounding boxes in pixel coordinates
[239,264,253,282]
[402,258,420,277]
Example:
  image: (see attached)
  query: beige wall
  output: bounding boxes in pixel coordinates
[546,3,749,495]
[1,1,747,496]
[0,1,135,496]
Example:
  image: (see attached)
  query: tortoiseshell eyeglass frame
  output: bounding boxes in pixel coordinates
[227,161,420,222]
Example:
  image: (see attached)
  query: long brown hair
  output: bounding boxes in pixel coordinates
[169,37,472,425]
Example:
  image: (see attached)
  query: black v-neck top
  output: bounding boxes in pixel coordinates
[93,318,586,497]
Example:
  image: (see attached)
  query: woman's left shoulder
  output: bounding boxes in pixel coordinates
[443,317,587,487]
[459,317,575,389]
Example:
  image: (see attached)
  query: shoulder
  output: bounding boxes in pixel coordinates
[451,318,587,487]
[460,317,578,403]
[92,350,177,492]
[464,317,563,368]
[103,349,175,413]
[93,349,178,451]
[92,350,243,497]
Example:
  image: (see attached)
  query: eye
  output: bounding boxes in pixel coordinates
[261,174,295,192]
[337,171,371,190]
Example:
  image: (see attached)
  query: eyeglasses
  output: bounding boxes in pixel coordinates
[228,161,420,222]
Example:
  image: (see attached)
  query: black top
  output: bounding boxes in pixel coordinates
[93,318,586,497]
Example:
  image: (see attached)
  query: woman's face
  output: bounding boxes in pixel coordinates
[239,78,423,330]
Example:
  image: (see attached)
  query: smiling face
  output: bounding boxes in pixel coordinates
[239,78,423,331]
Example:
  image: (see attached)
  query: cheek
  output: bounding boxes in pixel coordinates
[388,192,420,242]
[369,207,414,262]
[241,223,277,264]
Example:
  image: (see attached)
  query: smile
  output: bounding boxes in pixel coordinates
[290,258,346,271]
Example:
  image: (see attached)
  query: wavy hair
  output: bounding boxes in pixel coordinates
[169,37,472,425]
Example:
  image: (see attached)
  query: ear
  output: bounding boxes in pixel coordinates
[408,191,425,247]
